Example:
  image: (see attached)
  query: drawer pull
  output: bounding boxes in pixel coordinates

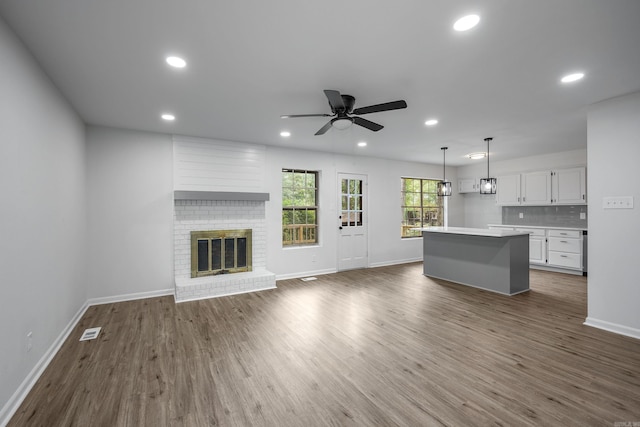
[560,240,568,243]
[560,255,568,258]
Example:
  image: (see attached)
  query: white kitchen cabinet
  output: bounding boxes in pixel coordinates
[546,229,583,271]
[458,178,479,193]
[496,167,586,206]
[521,171,552,205]
[552,167,586,204]
[496,174,521,205]
[516,228,547,264]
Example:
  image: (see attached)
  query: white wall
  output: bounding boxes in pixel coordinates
[0,16,87,420]
[586,91,640,338]
[265,146,463,278]
[456,149,587,228]
[86,126,174,299]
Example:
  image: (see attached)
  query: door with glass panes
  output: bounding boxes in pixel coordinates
[338,173,368,271]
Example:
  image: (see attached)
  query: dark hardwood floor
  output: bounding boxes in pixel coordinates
[9,263,640,426]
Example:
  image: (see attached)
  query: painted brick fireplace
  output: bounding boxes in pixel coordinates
[173,199,276,302]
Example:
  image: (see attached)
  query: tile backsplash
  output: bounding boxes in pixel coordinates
[502,205,587,228]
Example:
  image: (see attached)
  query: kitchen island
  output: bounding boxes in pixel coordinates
[419,227,530,295]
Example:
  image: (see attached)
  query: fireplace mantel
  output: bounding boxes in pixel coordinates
[174,190,270,202]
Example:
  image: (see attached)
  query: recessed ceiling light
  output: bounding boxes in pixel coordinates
[280,131,291,137]
[161,113,175,121]
[466,152,487,160]
[425,119,438,126]
[357,141,367,147]
[453,14,480,31]
[166,56,186,68]
[561,72,585,83]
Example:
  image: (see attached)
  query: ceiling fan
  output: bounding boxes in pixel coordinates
[281,90,407,135]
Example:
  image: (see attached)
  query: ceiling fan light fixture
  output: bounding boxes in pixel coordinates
[332,117,353,130]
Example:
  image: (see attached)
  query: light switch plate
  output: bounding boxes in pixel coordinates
[580,212,586,219]
[603,196,634,209]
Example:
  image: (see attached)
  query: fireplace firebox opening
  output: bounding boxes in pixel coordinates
[191,229,252,278]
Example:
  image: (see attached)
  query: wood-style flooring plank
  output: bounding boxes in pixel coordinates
[8,263,640,426]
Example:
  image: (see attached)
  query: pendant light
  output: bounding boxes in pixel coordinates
[437,147,452,197]
[479,137,497,194]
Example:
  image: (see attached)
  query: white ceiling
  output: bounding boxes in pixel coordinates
[1,0,639,165]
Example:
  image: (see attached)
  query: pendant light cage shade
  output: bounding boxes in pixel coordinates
[480,137,497,194]
[437,180,452,196]
[479,177,497,194]
[438,146,452,196]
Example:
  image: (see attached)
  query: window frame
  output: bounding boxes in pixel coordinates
[401,177,445,238]
[282,169,319,246]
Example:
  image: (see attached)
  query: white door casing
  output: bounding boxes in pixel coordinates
[337,173,368,271]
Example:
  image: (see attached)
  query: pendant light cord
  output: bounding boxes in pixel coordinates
[485,138,492,179]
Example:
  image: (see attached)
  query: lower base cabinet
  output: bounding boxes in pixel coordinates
[489,225,584,274]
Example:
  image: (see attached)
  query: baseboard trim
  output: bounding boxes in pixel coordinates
[369,258,422,268]
[87,288,174,306]
[276,268,337,281]
[583,317,640,340]
[0,301,90,427]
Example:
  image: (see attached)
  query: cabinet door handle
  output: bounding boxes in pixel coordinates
[582,194,585,200]
[560,255,568,258]
[523,196,526,202]
[560,240,568,243]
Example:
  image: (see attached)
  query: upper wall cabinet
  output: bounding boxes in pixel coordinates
[496,167,586,206]
[521,171,552,205]
[458,177,479,193]
[552,167,586,204]
[496,174,521,205]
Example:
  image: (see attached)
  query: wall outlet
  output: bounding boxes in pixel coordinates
[519,212,524,219]
[580,212,586,219]
[27,332,33,352]
[603,196,634,209]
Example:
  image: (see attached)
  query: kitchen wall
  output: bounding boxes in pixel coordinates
[457,149,587,228]
[586,90,640,338]
[0,16,87,421]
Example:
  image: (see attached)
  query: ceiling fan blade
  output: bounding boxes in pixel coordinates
[353,116,384,132]
[324,90,345,111]
[281,113,332,118]
[353,100,407,115]
[315,121,334,135]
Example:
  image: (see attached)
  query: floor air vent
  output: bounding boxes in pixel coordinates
[79,327,102,341]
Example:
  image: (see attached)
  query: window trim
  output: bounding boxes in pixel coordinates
[282,169,319,247]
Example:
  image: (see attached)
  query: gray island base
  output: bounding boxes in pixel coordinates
[419,227,530,296]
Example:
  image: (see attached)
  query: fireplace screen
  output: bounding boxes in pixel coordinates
[191,229,252,278]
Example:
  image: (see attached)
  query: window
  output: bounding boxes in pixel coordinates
[282,169,318,246]
[401,177,444,238]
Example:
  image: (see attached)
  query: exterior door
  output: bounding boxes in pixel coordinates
[338,173,368,271]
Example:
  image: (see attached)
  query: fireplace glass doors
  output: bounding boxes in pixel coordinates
[191,229,252,278]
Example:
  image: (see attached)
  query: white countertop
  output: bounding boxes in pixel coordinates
[417,227,530,238]
[488,224,587,231]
